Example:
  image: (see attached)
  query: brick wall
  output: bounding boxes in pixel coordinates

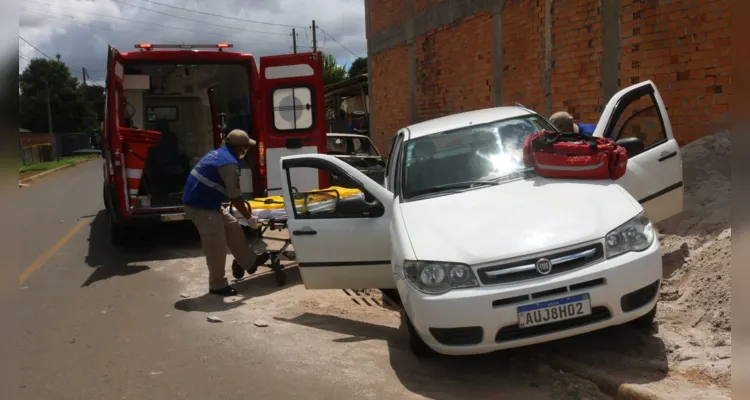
[415,12,494,122]
[549,0,604,124]
[502,0,547,112]
[367,0,731,152]
[370,45,411,153]
[620,0,731,145]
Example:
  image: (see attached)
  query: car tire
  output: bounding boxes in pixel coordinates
[403,313,437,358]
[629,303,658,333]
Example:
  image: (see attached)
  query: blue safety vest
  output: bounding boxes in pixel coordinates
[182,145,241,209]
[577,123,596,136]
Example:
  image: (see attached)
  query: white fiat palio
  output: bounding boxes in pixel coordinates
[277,81,683,356]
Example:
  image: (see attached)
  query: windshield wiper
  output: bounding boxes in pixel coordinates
[408,180,500,197]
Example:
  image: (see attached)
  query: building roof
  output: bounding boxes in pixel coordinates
[405,106,535,140]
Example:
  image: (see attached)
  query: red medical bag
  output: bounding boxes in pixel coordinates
[522,131,628,180]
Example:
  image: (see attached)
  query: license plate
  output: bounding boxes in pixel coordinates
[517,294,592,328]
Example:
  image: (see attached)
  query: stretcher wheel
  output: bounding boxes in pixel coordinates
[272,261,286,286]
[231,260,245,280]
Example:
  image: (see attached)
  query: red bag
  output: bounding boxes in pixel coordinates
[523,131,629,180]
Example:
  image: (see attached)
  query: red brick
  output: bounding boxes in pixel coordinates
[368,0,406,36]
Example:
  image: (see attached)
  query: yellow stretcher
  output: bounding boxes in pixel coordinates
[242,186,362,210]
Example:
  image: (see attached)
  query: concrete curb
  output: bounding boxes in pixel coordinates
[18,158,97,185]
[548,356,665,400]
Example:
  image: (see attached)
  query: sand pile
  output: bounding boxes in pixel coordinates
[657,130,731,331]
[653,130,731,388]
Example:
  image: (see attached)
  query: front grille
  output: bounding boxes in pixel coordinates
[429,326,484,346]
[478,243,604,285]
[495,306,611,343]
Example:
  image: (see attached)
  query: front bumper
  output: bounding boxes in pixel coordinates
[398,239,662,356]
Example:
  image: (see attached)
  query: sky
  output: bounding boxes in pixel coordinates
[19,0,367,85]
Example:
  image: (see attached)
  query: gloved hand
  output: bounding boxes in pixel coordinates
[246,216,259,230]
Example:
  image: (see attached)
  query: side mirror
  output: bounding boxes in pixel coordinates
[616,137,645,157]
[335,195,384,218]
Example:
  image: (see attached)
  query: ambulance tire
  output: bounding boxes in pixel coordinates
[404,313,436,358]
[103,185,110,212]
[109,217,129,247]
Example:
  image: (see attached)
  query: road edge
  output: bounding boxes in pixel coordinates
[548,356,665,400]
[19,157,98,185]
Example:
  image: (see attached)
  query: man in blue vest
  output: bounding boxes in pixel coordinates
[549,111,596,136]
[183,129,268,296]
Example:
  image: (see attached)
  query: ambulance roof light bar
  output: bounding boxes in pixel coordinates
[134,43,234,52]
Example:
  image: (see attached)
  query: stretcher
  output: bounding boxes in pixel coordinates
[227,186,363,286]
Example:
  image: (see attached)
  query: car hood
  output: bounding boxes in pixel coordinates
[398,177,641,264]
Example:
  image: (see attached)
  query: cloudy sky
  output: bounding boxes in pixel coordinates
[19,0,367,84]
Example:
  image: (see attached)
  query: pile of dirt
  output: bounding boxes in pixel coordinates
[655,130,731,387]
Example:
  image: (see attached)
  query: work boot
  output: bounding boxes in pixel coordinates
[209,285,239,297]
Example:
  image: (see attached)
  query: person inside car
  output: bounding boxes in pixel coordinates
[549,111,596,135]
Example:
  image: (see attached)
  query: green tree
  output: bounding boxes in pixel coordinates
[19,58,97,133]
[81,84,105,128]
[347,57,367,77]
[322,53,347,86]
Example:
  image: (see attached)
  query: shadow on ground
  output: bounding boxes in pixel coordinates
[174,266,302,313]
[83,210,203,287]
[275,306,669,399]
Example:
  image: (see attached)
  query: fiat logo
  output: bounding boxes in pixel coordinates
[535,258,553,275]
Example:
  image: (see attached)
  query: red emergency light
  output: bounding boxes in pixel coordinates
[134,43,234,51]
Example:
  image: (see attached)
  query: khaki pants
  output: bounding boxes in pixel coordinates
[184,206,259,290]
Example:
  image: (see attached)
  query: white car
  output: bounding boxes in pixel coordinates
[277,81,683,356]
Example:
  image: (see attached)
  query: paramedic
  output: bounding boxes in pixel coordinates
[549,111,596,136]
[182,129,268,297]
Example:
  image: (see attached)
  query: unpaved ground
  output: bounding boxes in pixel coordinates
[655,130,732,389]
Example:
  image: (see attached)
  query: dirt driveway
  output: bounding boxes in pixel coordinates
[107,219,725,400]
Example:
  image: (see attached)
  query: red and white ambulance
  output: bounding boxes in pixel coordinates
[101,43,328,244]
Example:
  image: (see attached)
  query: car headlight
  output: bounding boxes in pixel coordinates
[605,212,655,258]
[403,261,478,295]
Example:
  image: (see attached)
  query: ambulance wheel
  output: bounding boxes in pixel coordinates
[231,260,245,280]
[110,219,129,247]
[404,313,436,358]
[274,267,286,287]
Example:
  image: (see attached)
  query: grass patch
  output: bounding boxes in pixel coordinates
[19,154,98,173]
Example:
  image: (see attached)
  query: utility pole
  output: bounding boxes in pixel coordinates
[311,20,317,52]
[82,67,87,86]
[44,79,57,161]
[292,28,297,54]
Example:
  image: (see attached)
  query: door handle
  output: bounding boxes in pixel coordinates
[293,229,317,236]
[658,151,677,162]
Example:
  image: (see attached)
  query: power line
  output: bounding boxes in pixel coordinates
[19,36,52,59]
[22,7,312,49]
[25,3,289,45]
[136,0,307,29]
[318,27,360,58]
[109,0,290,37]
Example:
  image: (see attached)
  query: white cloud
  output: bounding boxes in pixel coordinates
[19,0,366,80]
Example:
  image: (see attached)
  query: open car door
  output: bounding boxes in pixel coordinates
[279,154,395,289]
[593,80,683,223]
[259,52,327,196]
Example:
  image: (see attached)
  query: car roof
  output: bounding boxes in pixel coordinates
[405,106,536,140]
[327,133,370,139]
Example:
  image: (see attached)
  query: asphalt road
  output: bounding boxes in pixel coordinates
[0,160,568,400]
[0,160,370,399]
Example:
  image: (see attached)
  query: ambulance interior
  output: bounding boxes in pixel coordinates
[121,63,253,208]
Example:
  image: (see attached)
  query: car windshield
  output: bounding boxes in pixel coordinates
[400,114,555,200]
[327,136,380,157]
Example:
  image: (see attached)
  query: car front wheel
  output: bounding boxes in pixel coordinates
[629,303,658,333]
[403,312,437,358]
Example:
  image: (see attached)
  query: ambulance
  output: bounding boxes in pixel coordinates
[101,43,327,244]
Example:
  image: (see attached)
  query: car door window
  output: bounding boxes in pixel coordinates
[606,92,667,152]
[286,162,383,220]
